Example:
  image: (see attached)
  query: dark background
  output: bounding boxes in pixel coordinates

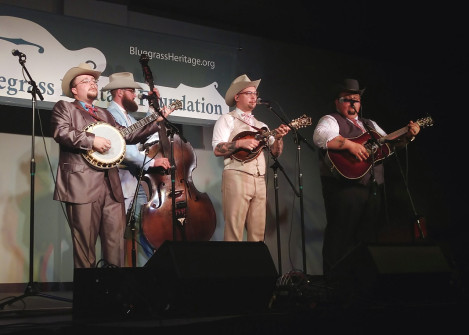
[119,0,466,282]
[105,0,466,276]
[1,0,466,283]
[103,0,463,67]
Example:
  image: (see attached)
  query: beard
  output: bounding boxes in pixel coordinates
[87,90,98,100]
[247,102,256,110]
[122,95,139,113]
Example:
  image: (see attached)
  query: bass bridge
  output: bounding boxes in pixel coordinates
[175,200,187,226]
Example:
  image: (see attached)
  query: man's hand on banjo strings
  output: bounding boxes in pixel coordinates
[93,136,111,153]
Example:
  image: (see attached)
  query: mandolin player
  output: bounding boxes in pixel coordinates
[211,74,290,242]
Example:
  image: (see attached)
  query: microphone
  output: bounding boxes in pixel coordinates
[138,93,152,100]
[256,98,271,106]
[138,139,158,151]
[339,97,360,105]
[11,49,25,57]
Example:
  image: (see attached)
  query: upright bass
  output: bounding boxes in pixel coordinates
[138,54,216,250]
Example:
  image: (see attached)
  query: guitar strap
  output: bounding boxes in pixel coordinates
[234,116,263,132]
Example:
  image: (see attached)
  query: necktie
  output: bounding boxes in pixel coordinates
[85,104,98,116]
[241,113,253,125]
[351,118,364,132]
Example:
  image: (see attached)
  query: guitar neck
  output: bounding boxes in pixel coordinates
[260,122,291,140]
[257,115,312,141]
[120,101,181,137]
[262,129,276,139]
[379,125,408,143]
[121,112,159,137]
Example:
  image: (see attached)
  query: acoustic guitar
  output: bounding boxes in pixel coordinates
[325,116,434,179]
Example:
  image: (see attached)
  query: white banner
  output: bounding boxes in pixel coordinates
[0,7,238,125]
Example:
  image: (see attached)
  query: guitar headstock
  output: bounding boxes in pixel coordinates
[290,114,312,129]
[169,100,183,111]
[416,116,434,128]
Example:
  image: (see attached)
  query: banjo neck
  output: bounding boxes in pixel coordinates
[120,112,160,138]
[121,100,182,138]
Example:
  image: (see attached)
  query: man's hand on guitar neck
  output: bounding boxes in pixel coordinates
[406,120,420,141]
[388,120,421,149]
[146,87,173,122]
[155,106,172,122]
[270,124,290,157]
[274,124,290,140]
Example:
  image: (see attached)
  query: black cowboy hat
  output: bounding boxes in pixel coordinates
[336,78,366,97]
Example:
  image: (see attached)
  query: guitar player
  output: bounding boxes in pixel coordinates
[312,78,420,301]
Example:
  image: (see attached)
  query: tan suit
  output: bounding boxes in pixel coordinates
[222,111,268,241]
[50,100,160,268]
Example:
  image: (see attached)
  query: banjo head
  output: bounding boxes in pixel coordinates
[82,122,126,169]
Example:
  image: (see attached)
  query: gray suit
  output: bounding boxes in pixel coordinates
[50,100,160,268]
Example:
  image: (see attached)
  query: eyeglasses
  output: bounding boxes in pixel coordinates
[75,79,98,86]
[238,91,259,97]
[122,88,136,95]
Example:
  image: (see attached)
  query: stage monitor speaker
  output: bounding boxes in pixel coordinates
[73,267,164,321]
[144,241,279,317]
[327,244,455,305]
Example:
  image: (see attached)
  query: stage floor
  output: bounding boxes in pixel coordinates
[1,280,467,335]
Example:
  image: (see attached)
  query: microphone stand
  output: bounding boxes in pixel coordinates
[151,101,188,242]
[124,153,149,268]
[267,148,300,276]
[356,104,380,196]
[292,129,316,274]
[0,53,71,311]
[362,120,379,196]
[393,146,426,241]
[264,104,315,274]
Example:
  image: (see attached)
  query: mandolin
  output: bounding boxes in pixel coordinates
[231,114,312,162]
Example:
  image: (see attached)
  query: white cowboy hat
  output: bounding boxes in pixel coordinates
[61,63,101,98]
[224,74,261,107]
[102,72,143,91]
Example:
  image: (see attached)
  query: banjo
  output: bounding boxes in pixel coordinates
[82,100,182,169]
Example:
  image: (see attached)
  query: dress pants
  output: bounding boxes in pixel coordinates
[66,176,125,268]
[222,169,266,241]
